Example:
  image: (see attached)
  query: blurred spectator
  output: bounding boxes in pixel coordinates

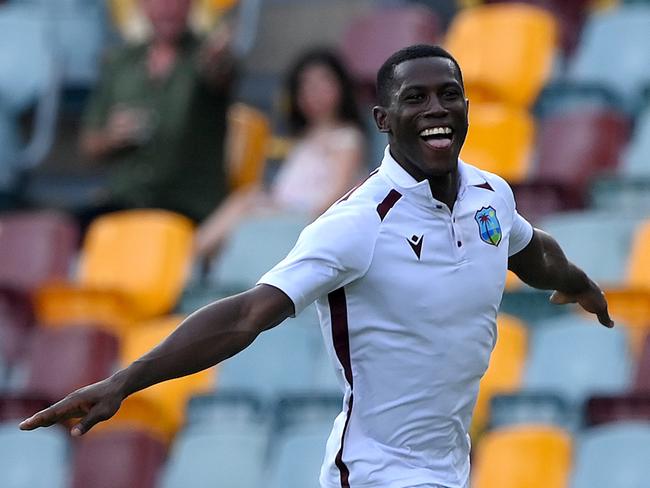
[194,48,366,258]
[79,0,235,224]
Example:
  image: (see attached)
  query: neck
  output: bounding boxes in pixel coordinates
[428,171,459,211]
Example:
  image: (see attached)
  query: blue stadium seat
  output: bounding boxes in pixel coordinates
[208,213,310,294]
[160,428,267,488]
[184,391,265,434]
[589,177,650,215]
[0,421,69,488]
[489,392,576,432]
[216,313,322,398]
[568,5,650,110]
[265,394,342,488]
[571,421,650,488]
[539,211,639,286]
[622,107,650,177]
[523,315,633,407]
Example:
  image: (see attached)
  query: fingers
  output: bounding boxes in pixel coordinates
[596,307,615,328]
[549,291,576,305]
[70,404,113,437]
[19,398,81,431]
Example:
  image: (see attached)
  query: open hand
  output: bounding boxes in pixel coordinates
[550,282,614,328]
[19,377,124,436]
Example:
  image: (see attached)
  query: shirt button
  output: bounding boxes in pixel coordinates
[436,205,442,209]
[457,241,462,247]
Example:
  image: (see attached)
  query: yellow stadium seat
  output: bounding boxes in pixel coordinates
[461,103,534,182]
[471,314,527,438]
[35,210,194,336]
[446,3,557,108]
[505,270,523,291]
[91,395,169,444]
[226,103,271,190]
[472,425,572,488]
[605,220,650,355]
[118,315,216,440]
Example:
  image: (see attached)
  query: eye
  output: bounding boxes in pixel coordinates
[442,89,461,100]
[404,93,425,103]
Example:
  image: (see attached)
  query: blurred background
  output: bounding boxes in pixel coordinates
[0,0,650,487]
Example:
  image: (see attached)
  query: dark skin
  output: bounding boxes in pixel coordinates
[20,55,612,437]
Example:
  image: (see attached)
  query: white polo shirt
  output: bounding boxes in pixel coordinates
[258,148,533,488]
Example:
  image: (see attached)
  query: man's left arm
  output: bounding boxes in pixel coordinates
[508,228,614,328]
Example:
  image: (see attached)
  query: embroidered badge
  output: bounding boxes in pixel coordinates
[474,206,502,246]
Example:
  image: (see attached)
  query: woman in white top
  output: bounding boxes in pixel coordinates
[195,48,366,257]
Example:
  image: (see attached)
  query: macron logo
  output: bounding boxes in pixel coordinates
[407,234,423,260]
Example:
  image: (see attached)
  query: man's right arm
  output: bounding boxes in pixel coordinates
[19,284,294,436]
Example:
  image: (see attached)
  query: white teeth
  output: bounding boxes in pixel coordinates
[419,127,453,137]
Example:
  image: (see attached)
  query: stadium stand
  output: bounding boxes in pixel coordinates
[489,391,574,432]
[0,287,35,367]
[472,424,572,488]
[71,428,167,488]
[586,392,650,426]
[571,421,650,488]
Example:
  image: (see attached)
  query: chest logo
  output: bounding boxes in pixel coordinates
[474,206,502,246]
[407,234,424,259]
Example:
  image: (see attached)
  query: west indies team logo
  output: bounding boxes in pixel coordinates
[474,206,502,246]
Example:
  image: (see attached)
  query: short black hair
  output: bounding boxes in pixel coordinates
[285,47,364,136]
[376,44,464,106]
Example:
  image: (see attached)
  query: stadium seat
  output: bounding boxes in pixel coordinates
[460,103,534,183]
[484,0,590,54]
[472,424,572,488]
[226,103,271,191]
[35,210,194,336]
[533,81,624,120]
[216,315,320,398]
[340,5,440,100]
[489,391,575,432]
[586,393,650,426]
[71,428,167,488]
[622,106,650,176]
[635,333,650,392]
[208,212,309,293]
[0,287,35,365]
[590,176,650,215]
[514,108,630,217]
[115,315,215,440]
[539,211,638,286]
[266,394,342,488]
[571,421,650,488]
[0,421,69,488]
[0,210,78,292]
[499,287,569,324]
[472,315,528,437]
[523,315,633,406]
[568,5,650,110]
[445,3,557,108]
[160,427,267,488]
[184,391,265,433]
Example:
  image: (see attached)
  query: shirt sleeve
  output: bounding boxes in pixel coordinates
[257,201,379,315]
[508,209,534,257]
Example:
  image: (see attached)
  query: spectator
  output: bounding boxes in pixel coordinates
[79,0,235,224]
[194,48,366,258]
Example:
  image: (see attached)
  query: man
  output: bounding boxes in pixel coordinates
[79,0,234,223]
[21,45,612,488]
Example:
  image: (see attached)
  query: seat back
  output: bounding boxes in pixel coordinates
[226,103,271,190]
[472,424,572,488]
[79,210,194,318]
[72,428,167,488]
[622,107,650,176]
[473,314,528,435]
[571,421,650,488]
[24,325,119,401]
[340,6,440,90]
[524,316,633,405]
[446,3,557,108]
[0,210,78,292]
[460,103,534,182]
[635,334,650,391]
[569,5,650,108]
[626,220,650,289]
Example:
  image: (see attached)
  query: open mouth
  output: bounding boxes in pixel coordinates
[419,126,454,151]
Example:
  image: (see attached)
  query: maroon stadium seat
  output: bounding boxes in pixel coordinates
[586,393,650,426]
[22,325,119,401]
[340,5,441,101]
[0,210,78,292]
[513,108,630,220]
[72,429,167,488]
[484,0,590,54]
[635,334,650,392]
[0,287,34,364]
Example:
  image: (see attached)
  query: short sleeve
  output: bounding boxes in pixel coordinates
[257,202,379,315]
[508,209,533,256]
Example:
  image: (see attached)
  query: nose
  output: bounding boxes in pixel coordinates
[423,95,448,117]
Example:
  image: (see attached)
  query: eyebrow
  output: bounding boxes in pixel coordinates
[399,81,462,94]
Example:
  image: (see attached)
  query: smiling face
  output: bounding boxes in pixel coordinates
[373,56,469,181]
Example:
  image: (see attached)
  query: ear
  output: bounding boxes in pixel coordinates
[373,106,390,133]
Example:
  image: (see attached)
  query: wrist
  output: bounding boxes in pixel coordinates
[109,365,140,400]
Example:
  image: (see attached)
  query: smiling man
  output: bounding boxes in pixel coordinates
[20,45,612,488]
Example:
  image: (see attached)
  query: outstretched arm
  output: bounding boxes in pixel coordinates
[20,284,294,436]
[508,228,614,328]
